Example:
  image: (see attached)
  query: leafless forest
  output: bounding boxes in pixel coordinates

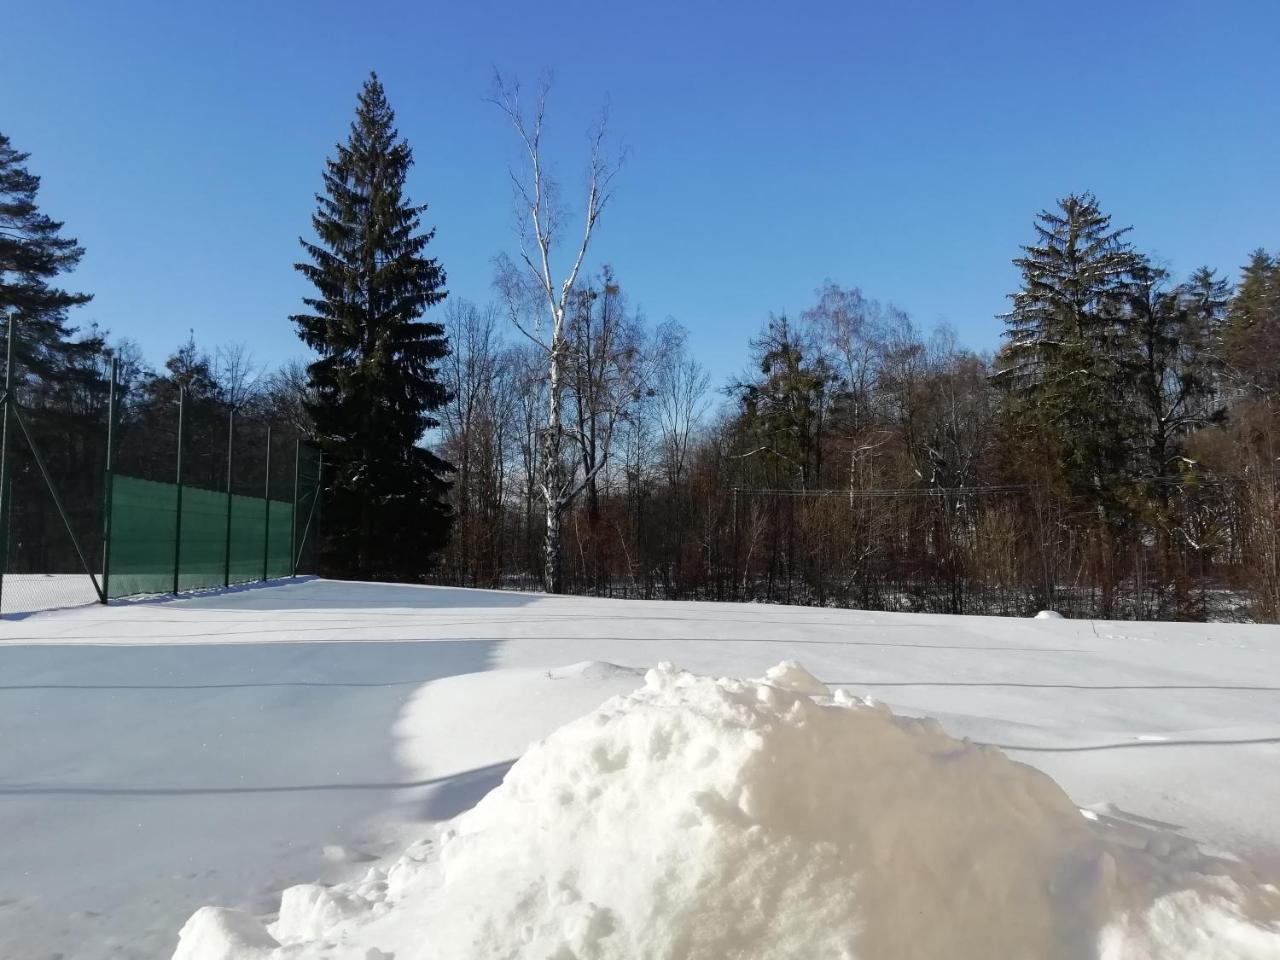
[432,273,1280,622]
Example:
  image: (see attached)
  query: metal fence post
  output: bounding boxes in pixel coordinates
[262,425,271,582]
[731,485,739,601]
[100,358,118,603]
[290,438,300,578]
[0,469,8,616]
[223,409,235,587]
[313,453,323,575]
[172,388,185,595]
[0,314,14,614]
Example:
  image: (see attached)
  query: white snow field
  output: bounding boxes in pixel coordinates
[0,572,103,617]
[2,579,1279,958]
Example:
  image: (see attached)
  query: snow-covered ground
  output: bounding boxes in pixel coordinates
[2,578,1279,957]
[1,572,103,617]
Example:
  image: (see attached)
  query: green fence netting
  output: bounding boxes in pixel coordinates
[105,477,177,598]
[228,494,266,584]
[181,485,229,592]
[106,475,303,599]
[0,324,323,615]
[268,500,293,579]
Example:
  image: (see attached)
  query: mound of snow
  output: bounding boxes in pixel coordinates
[174,661,1280,960]
[1035,609,1065,619]
[175,907,279,958]
[394,660,646,786]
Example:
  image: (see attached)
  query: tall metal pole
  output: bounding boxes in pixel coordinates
[290,438,300,578]
[172,388,185,595]
[100,358,119,603]
[313,452,323,575]
[223,409,235,587]
[0,314,15,615]
[261,425,271,582]
[731,485,739,601]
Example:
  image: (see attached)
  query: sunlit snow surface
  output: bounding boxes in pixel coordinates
[3,578,1279,957]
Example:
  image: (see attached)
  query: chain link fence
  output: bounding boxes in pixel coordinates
[1,328,322,619]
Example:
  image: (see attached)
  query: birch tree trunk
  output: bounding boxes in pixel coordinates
[491,73,620,594]
[543,337,565,593]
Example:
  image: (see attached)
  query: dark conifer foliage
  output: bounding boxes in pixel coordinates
[732,315,835,489]
[0,132,112,580]
[1221,249,1280,398]
[0,131,104,411]
[995,193,1144,521]
[292,74,453,579]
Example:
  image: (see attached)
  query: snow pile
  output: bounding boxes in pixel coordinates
[173,661,1280,960]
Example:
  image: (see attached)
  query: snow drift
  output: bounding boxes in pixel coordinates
[173,661,1280,960]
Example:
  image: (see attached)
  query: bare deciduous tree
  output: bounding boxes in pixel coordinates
[213,342,263,411]
[440,299,512,585]
[490,72,623,592]
[652,320,709,489]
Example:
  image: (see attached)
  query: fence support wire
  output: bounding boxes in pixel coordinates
[293,452,322,577]
[262,426,272,581]
[291,439,300,579]
[9,404,106,603]
[223,409,234,588]
[0,314,14,612]
[1,313,105,607]
[100,359,118,602]
[172,388,185,596]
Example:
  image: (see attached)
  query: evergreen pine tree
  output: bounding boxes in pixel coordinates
[1,132,114,582]
[733,315,835,488]
[1221,249,1280,399]
[292,74,453,579]
[0,131,104,412]
[995,193,1143,520]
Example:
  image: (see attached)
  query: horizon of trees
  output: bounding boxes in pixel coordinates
[4,92,1279,620]
[427,231,1280,622]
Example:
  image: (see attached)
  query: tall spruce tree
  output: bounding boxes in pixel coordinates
[995,193,1143,521]
[733,315,835,489]
[292,74,453,580]
[0,132,104,410]
[1221,249,1280,399]
[1,132,112,578]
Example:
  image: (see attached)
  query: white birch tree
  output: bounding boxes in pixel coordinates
[490,73,622,592]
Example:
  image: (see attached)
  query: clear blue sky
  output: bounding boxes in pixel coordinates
[4,0,1278,386]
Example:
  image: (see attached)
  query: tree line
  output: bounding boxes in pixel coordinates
[435,239,1280,622]
[3,75,1278,620]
